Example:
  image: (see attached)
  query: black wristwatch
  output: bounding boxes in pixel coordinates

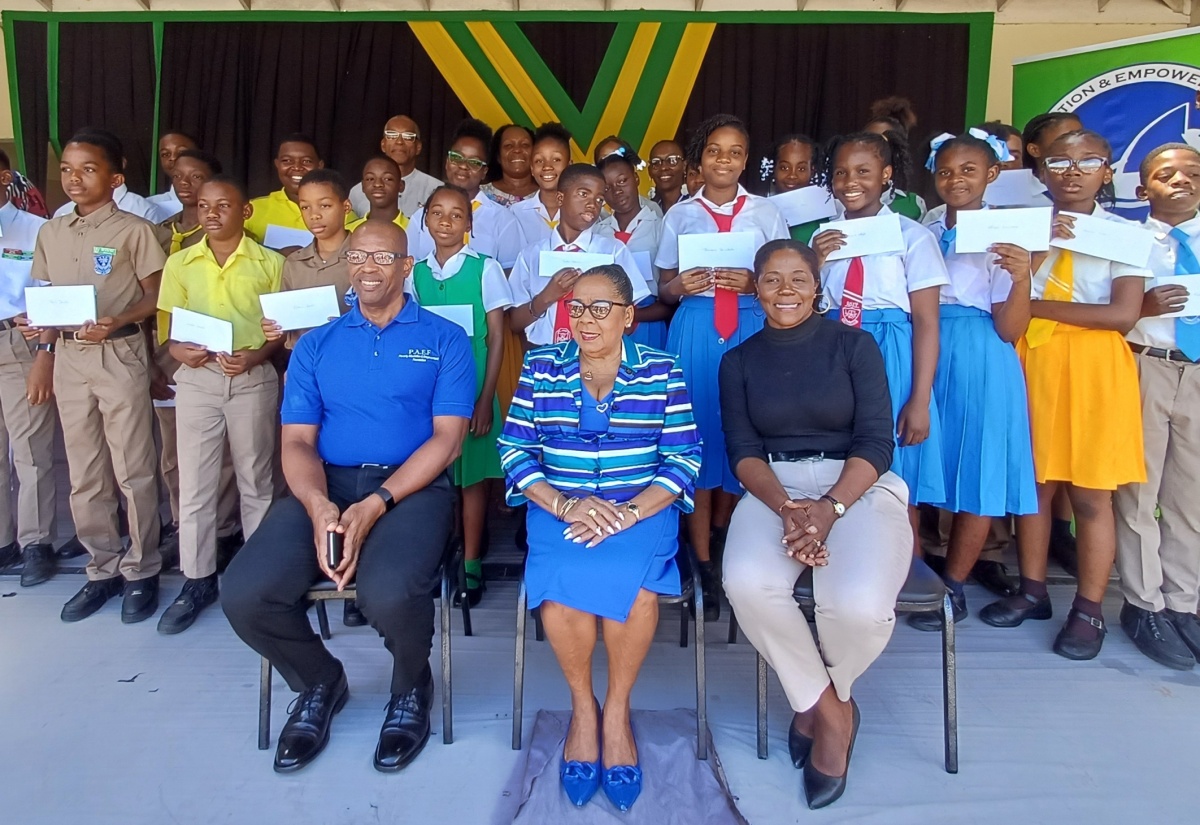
[820,494,846,518]
[373,487,396,512]
[35,341,55,355]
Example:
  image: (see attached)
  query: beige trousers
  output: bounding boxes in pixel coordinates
[175,360,277,579]
[54,335,161,581]
[723,459,911,712]
[1114,354,1200,613]
[154,404,240,534]
[0,327,56,546]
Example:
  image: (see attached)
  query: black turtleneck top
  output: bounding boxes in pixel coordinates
[718,313,895,476]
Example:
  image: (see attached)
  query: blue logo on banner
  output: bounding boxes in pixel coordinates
[1053,63,1200,220]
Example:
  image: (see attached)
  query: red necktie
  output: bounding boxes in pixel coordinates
[695,196,747,340]
[550,243,580,344]
[839,257,865,328]
[614,230,632,245]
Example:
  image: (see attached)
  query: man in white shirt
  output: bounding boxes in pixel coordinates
[0,153,58,587]
[350,115,442,219]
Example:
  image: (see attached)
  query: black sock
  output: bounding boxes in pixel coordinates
[1020,577,1048,601]
[1066,594,1104,640]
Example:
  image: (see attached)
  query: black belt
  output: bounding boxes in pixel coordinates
[1129,343,1198,364]
[67,323,141,343]
[768,450,847,463]
[0,317,19,331]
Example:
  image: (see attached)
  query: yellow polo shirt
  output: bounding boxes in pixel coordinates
[158,235,284,351]
[245,189,358,244]
[346,212,410,232]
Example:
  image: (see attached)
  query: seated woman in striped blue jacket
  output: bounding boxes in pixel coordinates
[498,264,701,813]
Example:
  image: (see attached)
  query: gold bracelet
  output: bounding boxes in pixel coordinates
[777,499,791,516]
[552,492,565,520]
[561,496,581,518]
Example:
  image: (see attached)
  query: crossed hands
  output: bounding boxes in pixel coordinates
[778,498,837,567]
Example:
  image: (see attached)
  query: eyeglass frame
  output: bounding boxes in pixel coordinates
[446,150,488,170]
[383,130,420,143]
[649,155,684,167]
[344,249,411,266]
[1042,156,1109,175]
[564,299,632,320]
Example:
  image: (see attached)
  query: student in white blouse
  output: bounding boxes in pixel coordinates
[509,123,574,248]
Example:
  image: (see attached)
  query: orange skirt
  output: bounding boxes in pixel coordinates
[1018,324,1146,490]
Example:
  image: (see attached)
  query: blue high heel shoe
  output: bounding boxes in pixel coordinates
[560,701,602,807]
[602,763,643,812]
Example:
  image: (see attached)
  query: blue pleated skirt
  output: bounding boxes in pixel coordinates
[524,505,681,622]
[628,319,668,350]
[934,305,1037,516]
[830,307,946,505]
[667,295,765,492]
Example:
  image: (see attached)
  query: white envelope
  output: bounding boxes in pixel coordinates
[538,251,614,280]
[424,304,474,335]
[984,169,1047,208]
[820,213,906,261]
[258,286,340,332]
[677,231,757,272]
[1051,212,1155,268]
[170,307,234,354]
[262,224,314,251]
[631,250,656,291]
[768,186,839,226]
[24,285,97,327]
[954,207,1053,254]
[1154,275,1200,318]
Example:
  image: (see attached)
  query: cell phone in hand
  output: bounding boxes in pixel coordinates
[326,530,343,569]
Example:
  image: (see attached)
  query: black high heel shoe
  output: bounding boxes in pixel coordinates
[803,698,860,810]
[788,715,813,769]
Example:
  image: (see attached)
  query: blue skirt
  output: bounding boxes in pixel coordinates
[830,307,946,505]
[934,306,1038,516]
[628,319,668,350]
[667,295,765,492]
[525,505,681,622]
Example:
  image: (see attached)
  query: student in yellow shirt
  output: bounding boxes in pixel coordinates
[157,175,284,635]
[244,134,325,244]
[347,156,410,232]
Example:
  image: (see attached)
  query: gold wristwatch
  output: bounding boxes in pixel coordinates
[820,494,846,518]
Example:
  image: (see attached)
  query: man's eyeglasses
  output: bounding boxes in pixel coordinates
[1043,156,1108,175]
[447,150,487,170]
[383,130,419,143]
[650,155,684,168]
[345,250,408,266]
[565,299,631,320]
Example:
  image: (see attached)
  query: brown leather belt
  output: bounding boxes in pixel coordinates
[1129,343,1198,364]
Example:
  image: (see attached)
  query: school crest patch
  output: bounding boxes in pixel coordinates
[93,246,117,276]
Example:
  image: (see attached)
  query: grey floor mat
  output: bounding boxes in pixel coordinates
[494,708,748,824]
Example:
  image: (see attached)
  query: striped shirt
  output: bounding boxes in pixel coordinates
[498,340,702,511]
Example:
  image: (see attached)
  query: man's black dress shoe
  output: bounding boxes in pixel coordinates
[274,670,350,774]
[61,577,123,622]
[121,575,160,624]
[1165,609,1200,660]
[20,543,57,587]
[971,560,1018,598]
[698,560,721,623]
[343,600,368,627]
[788,716,813,769]
[803,698,860,810]
[55,535,88,560]
[215,530,245,574]
[1053,610,1106,661]
[909,588,966,631]
[979,593,1053,628]
[374,672,434,772]
[158,522,180,571]
[157,574,219,635]
[0,541,19,569]
[1120,602,1194,670]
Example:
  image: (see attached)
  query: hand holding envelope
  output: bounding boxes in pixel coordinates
[170,307,234,355]
[1050,211,1155,268]
[816,213,906,262]
[259,286,340,332]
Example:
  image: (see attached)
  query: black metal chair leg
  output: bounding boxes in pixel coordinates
[258,657,272,751]
[315,600,332,640]
[695,581,708,761]
[513,581,528,750]
[727,609,739,644]
[942,594,959,774]
[458,547,473,638]
[679,600,689,648]
[441,567,453,745]
[755,653,768,760]
[533,606,545,642]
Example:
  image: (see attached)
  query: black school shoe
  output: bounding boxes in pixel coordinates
[61,577,124,622]
[343,600,368,627]
[274,670,350,773]
[0,541,19,569]
[374,670,434,772]
[157,574,219,635]
[55,535,88,560]
[20,543,57,587]
[1052,610,1106,661]
[979,592,1053,628]
[121,575,160,624]
[1165,610,1200,660]
[971,560,1018,598]
[909,588,966,631]
[1120,602,1194,670]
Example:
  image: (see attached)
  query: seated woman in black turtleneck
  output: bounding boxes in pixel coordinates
[718,239,911,810]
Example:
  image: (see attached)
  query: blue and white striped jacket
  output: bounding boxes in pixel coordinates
[498,341,702,512]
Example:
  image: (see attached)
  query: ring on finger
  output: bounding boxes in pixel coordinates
[587,507,597,518]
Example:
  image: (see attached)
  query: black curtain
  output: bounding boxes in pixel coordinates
[678,23,971,201]
[157,22,469,199]
[11,20,49,190]
[518,22,617,113]
[58,22,157,195]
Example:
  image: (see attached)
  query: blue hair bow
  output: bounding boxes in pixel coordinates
[925,128,1012,172]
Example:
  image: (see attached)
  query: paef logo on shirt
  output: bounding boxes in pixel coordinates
[398,348,440,363]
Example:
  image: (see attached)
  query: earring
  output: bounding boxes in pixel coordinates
[814,291,830,315]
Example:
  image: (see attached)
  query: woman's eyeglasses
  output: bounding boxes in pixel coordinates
[345,250,408,265]
[1043,156,1108,175]
[649,155,684,168]
[447,150,488,170]
[565,299,631,320]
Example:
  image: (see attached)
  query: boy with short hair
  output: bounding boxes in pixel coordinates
[347,157,409,233]
[157,175,284,634]
[147,130,200,217]
[244,134,326,244]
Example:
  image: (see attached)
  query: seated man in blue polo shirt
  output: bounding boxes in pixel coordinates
[222,221,474,774]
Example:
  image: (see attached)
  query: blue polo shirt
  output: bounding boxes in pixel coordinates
[281,297,476,467]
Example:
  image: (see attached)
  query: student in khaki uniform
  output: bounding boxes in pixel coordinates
[157,176,284,635]
[0,149,57,588]
[244,134,325,245]
[25,129,165,624]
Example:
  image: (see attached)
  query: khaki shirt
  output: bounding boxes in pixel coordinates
[280,238,352,349]
[32,201,167,320]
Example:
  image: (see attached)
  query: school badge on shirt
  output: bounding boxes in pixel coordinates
[93,246,117,276]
